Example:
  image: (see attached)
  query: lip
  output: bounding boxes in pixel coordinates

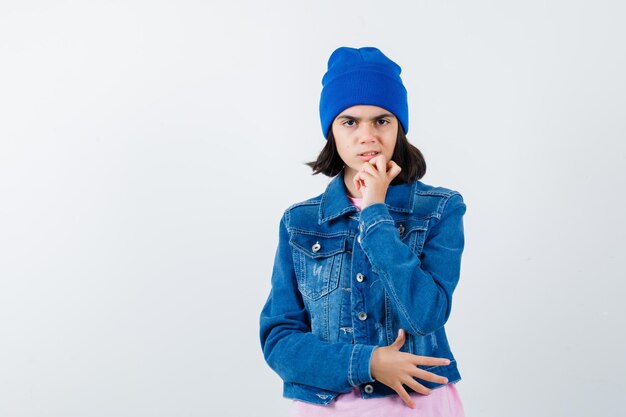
[358,153,380,161]
[358,150,380,161]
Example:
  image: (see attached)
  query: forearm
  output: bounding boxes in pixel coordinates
[260,302,376,392]
[358,194,466,335]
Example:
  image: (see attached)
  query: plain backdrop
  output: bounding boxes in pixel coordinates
[1,1,625,416]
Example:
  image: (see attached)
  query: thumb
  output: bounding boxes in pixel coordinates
[390,329,406,350]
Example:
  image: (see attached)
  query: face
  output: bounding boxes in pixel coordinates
[331,104,398,180]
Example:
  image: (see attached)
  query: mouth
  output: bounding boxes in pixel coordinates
[358,151,381,161]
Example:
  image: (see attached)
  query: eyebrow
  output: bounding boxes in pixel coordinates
[336,113,395,121]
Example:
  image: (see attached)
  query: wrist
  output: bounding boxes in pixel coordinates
[369,346,382,379]
[362,197,385,209]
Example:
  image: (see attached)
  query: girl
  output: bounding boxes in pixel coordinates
[260,46,467,416]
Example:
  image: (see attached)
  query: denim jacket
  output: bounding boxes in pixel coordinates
[259,172,467,405]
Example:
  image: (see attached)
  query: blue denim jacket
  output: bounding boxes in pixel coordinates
[259,173,467,405]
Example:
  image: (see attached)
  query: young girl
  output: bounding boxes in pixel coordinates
[260,46,467,417]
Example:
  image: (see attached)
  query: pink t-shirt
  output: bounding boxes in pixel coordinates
[289,195,465,417]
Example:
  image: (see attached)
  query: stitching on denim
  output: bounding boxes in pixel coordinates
[283,209,291,229]
[319,188,359,222]
[320,205,359,223]
[364,218,394,235]
[380,268,423,335]
[348,345,357,386]
[289,243,345,259]
[301,249,342,301]
[405,214,436,221]
[295,252,306,296]
[289,229,350,238]
[286,199,321,212]
[322,286,330,341]
[388,206,412,214]
[430,192,461,224]
[437,192,461,217]
[288,245,302,290]
[394,219,428,233]
[384,292,393,345]
[337,288,343,339]
[436,195,448,216]
[318,184,330,222]
[416,189,456,198]
[284,388,336,405]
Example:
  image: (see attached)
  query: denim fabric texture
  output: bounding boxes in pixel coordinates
[259,172,467,405]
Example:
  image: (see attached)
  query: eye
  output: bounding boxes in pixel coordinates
[377,119,390,126]
[342,120,356,127]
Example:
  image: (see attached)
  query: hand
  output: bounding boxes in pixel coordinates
[352,154,401,209]
[369,329,451,409]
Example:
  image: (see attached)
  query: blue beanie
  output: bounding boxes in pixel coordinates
[319,46,409,139]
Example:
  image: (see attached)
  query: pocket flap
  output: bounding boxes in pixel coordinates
[289,233,347,258]
[395,219,429,235]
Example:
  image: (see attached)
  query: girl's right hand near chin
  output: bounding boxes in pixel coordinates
[369,329,451,409]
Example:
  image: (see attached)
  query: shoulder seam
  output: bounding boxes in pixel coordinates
[285,199,322,212]
[429,191,462,220]
[416,187,459,198]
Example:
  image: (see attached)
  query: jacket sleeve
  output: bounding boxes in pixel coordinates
[259,212,377,393]
[358,192,467,336]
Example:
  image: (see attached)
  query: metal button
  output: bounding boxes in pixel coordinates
[357,312,367,321]
[357,235,361,244]
[359,222,364,232]
[364,384,374,394]
[398,224,405,236]
[356,273,365,283]
[311,241,321,252]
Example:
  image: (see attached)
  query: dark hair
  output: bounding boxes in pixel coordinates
[305,124,426,184]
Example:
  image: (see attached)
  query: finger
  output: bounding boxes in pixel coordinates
[353,173,362,191]
[374,154,387,173]
[411,368,449,385]
[403,376,433,396]
[387,161,402,180]
[366,153,383,166]
[360,162,379,177]
[356,169,377,183]
[353,171,369,186]
[393,384,416,409]
[390,329,406,350]
[410,355,451,367]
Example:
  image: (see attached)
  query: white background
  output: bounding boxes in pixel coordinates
[1,1,625,416]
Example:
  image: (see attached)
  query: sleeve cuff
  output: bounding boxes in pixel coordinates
[358,203,394,240]
[348,344,377,386]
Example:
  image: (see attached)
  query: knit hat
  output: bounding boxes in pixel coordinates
[319,46,409,139]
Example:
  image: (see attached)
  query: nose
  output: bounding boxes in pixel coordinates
[358,122,378,143]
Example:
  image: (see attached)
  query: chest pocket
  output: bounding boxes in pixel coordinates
[289,233,347,300]
[396,218,429,255]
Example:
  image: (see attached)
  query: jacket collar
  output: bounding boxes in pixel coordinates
[318,171,416,224]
